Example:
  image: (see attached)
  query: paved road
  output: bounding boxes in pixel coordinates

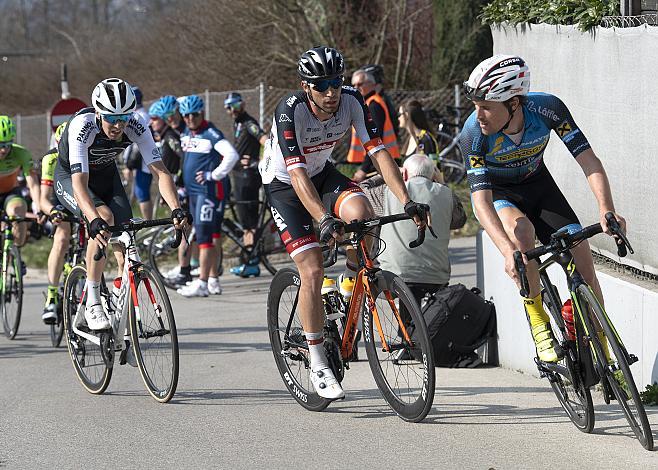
[1,237,657,468]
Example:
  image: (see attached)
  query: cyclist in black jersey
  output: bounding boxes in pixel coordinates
[260,46,428,400]
[55,78,189,330]
[224,92,268,277]
[460,55,626,363]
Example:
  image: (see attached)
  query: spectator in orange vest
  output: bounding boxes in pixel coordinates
[348,69,400,182]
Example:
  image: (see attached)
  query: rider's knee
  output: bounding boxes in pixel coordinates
[510,217,536,249]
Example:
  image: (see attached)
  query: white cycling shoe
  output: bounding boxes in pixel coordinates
[208,278,222,295]
[177,279,209,297]
[84,303,111,330]
[310,367,345,400]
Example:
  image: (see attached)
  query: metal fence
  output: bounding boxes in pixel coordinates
[12,83,469,162]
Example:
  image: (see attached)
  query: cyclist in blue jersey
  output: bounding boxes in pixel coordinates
[459,55,626,363]
[178,95,239,297]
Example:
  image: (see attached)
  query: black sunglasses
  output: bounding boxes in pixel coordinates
[183,112,202,118]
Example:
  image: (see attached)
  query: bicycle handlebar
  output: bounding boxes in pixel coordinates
[513,211,632,296]
[93,218,184,261]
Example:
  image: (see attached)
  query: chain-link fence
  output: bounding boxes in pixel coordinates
[12,83,470,162]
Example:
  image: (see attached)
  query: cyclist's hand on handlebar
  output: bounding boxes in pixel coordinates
[319,213,344,245]
[601,211,626,236]
[49,205,66,225]
[36,210,48,225]
[171,208,192,230]
[404,200,428,228]
[88,217,110,249]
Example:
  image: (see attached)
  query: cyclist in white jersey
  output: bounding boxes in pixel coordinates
[260,46,428,400]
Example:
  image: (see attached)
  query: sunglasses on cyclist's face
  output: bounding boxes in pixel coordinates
[224,102,242,111]
[463,82,488,101]
[308,76,344,93]
[183,112,202,119]
[102,113,133,125]
[0,142,12,149]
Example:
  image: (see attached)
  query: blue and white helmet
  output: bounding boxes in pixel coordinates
[464,55,530,102]
[178,95,204,115]
[160,95,179,113]
[149,99,172,120]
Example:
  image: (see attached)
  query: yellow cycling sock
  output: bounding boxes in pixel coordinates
[523,293,550,328]
[597,331,612,363]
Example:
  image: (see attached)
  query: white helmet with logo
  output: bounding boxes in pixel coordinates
[91,78,137,114]
[464,55,530,102]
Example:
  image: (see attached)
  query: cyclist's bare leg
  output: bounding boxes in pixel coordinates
[337,195,375,270]
[243,229,255,248]
[86,205,123,281]
[293,247,325,333]
[139,200,153,220]
[497,207,541,296]
[5,198,28,246]
[198,244,217,282]
[47,222,71,286]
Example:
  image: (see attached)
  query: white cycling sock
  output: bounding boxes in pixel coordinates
[305,330,328,372]
[86,280,101,306]
[208,277,219,285]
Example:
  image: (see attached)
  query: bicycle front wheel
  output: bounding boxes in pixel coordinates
[541,283,594,433]
[130,265,179,403]
[1,244,23,339]
[266,268,331,411]
[148,225,180,288]
[362,270,435,422]
[63,265,112,394]
[576,285,653,450]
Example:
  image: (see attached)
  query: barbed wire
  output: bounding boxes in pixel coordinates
[592,251,658,285]
[601,14,658,28]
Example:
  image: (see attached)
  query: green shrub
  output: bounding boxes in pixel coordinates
[481,0,620,32]
[640,382,658,406]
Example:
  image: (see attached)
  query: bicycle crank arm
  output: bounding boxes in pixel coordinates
[71,324,102,346]
[138,328,170,339]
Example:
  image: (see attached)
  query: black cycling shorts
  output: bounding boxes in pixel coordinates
[0,186,25,210]
[264,162,366,258]
[54,163,132,225]
[232,167,261,230]
[490,167,581,244]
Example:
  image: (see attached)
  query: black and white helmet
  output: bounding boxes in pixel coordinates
[91,78,137,114]
[297,46,345,80]
[464,55,530,102]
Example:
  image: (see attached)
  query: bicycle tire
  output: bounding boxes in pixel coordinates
[267,268,331,411]
[130,265,179,403]
[541,283,594,433]
[436,132,466,184]
[50,298,65,347]
[576,285,653,450]
[362,270,435,422]
[1,244,23,340]
[63,265,112,394]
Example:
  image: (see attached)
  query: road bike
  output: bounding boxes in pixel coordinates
[1,213,31,340]
[514,213,653,450]
[267,213,436,422]
[63,217,182,403]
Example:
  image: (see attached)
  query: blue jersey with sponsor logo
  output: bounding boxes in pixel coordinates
[459,92,591,192]
[181,121,225,195]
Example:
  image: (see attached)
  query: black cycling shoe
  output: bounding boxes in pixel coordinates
[170,272,193,287]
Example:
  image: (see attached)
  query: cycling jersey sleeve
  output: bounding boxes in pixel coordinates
[210,139,240,181]
[246,120,266,141]
[125,113,163,167]
[67,113,98,174]
[18,146,33,176]
[346,90,385,157]
[459,113,491,193]
[540,95,592,157]
[41,150,58,186]
[274,94,306,173]
[359,100,388,173]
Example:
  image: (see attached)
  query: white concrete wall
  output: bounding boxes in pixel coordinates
[480,231,658,388]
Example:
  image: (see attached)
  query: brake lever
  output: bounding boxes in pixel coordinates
[513,251,529,298]
[408,225,426,248]
[604,212,633,256]
[426,210,437,239]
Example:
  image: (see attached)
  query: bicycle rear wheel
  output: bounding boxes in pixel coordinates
[266,268,330,411]
[576,285,653,450]
[130,265,179,403]
[362,270,435,422]
[1,244,23,340]
[436,132,465,184]
[63,265,112,394]
[541,283,594,433]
